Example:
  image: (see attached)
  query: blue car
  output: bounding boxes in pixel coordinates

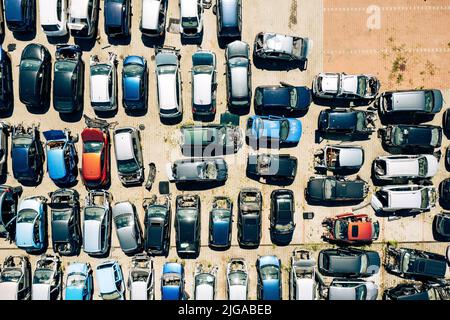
[65,263,93,300]
[209,196,233,249]
[96,260,125,300]
[15,196,47,253]
[122,56,148,111]
[246,115,302,148]
[43,130,78,185]
[0,48,13,111]
[256,255,282,300]
[5,0,35,32]
[161,262,185,300]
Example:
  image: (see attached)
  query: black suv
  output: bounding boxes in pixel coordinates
[175,194,201,257]
[143,196,171,256]
[269,189,295,245]
[237,188,262,248]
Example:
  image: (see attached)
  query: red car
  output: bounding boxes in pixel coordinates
[322,213,379,245]
[81,127,110,188]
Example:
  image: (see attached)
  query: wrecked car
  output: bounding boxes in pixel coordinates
[0,255,32,300]
[127,253,155,300]
[322,213,379,245]
[31,254,62,300]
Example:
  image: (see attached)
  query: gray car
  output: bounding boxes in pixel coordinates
[318,248,380,278]
[112,201,144,255]
[328,279,378,300]
[253,32,310,64]
[113,127,144,185]
[377,89,443,115]
[225,40,251,109]
[167,158,228,183]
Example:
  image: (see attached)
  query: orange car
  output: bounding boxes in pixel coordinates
[81,127,110,188]
[322,213,379,245]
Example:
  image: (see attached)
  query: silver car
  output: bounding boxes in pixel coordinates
[225,40,252,109]
[112,201,143,255]
[226,258,248,300]
[113,127,144,185]
[328,279,378,300]
[127,253,155,300]
[193,263,217,300]
[253,32,311,64]
[89,53,118,112]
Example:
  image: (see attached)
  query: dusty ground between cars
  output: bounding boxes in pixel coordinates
[0,0,449,299]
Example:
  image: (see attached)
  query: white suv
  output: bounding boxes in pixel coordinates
[39,0,68,36]
[373,154,438,181]
[89,53,118,112]
[179,0,204,38]
[371,185,437,213]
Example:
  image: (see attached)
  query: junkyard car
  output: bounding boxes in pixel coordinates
[64,262,93,300]
[5,0,35,32]
[270,189,295,245]
[0,185,22,239]
[19,43,52,109]
[191,49,217,117]
[161,262,186,300]
[180,124,243,157]
[11,124,44,184]
[318,108,376,138]
[314,145,364,172]
[127,254,155,300]
[112,201,144,255]
[83,190,112,257]
[175,194,201,256]
[305,176,369,204]
[377,89,443,116]
[49,188,81,256]
[167,157,228,183]
[113,127,144,185]
[209,196,233,249]
[215,0,241,41]
[378,124,442,151]
[68,0,99,38]
[140,0,167,37]
[256,255,282,300]
[371,185,437,214]
[0,122,8,175]
[226,258,248,300]
[225,40,251,109]
[96,260,125,300]
[53,44,84,113]
[246,154,298,182]
[383,281,450,300]
[90,53,118,112]
[123,55,148,112]
[246,115,302,148]
[253,32,310,66]
[104,0,131,37]
[32,254,62,300]
[155,47,183,119]
[179,0,204,39]
[433,212,450,241]
[15,196,47,253]
[194,264,217,300]
[290,250,318,300]
[312,72,380,101]
[373,154,439,181]
[143,195,171,256]
[254,85,312,115]
[328,279,378,300]
[318,248,380,278]
[384,246,447,280]
[39,0,68,36]
[43,129,78,185]
[0,255,31,300]
[0,48,13,111]
[322,213,379,245]
[237,188,262,248]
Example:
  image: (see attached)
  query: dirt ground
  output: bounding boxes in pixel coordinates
[0,0,449,300]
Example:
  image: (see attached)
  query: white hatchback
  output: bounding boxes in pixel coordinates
[39,0,68,36]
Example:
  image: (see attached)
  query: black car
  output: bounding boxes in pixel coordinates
[53,45,84,114]
[318,247,381,278]
[214,0,242,41]
[237,188,262,248]
[269,189,295,245]
[19,44,52,109]
[104,0,131,37]
[439,179,450,206]
[0,185,23,240]
[383,282,450,300]
[254,85,312,115]
[209,196,233,249]
[143,196,171,256]
[318,108,376,138]
[378,124,442,151]
[246,154,297,182]
[49,188,82,256]
[433,211,450,241]
[305,176,369,204]
[384,246,447,280]
[0,48,13,112]
[5,0,35,32]
[175,194,200,256]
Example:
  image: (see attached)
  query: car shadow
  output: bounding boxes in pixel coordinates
[316,131,373,142]
[47,34,71,45]
[217,35,241,49]
[374,210,424,218]
[306,199,365,207]
[193,113,216,123]
[252,55,307,71]
[228,105,250,116]
[209,244,231,252]
[74,37,98,52]
[378,111,435,125]
[431,215,450,242]
[94,109,119,119]
[246,173,295,186]
[160,114,183,125]
[174,181,226,191]
[141,34,166,48]
[12,28,37,41]
[270,233,293,246]
[107,35,132,46]
[177,251,200,259]
[180,31,203,46]
[380,143,437,156]
[312,97,374,108]
[125,108,149,117]
[238,243,260,250]
[59,107,84,123]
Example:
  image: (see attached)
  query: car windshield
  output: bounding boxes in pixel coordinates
[229,271,247,286]
[334,220,347,240]
[393,127,405,146]
[357,76,367,95]
[21,59,41,71]
[67,274,86,288]
[289,88,297,108]
[182,17,198,28]
[430,128,440,146]
[356,112,366,131]
[324,179,336,199]
[84,207,105,221]
[124,64,143,77]
[91,65,110,76]
[195,273,214,287]
[117,158,139,174]
[355,285,367,300]
[84,141,103,153]
[402,252,411,273]
[147,206,167,218]
[421,189,429,208]
[52,209,72,221]
[260,265,279,281]
[13,136,32,148]
[0,269,21,282]
[102,291,121,300]
[359,255,368,273]
[17,209,38,223]
[193,65,213,74]
[424,91,434,112]
[158,65,176,75]
[33,269,53,284]
[115,214,132,229]
[279,120,290,141]
[418,157,428,177]
[213,209,230,221]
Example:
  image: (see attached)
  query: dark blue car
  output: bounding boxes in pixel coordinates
[0,48,13,111]
[5,0,35,32]
[43,129,78,185]
[209,196,233,249]
[11,124,44,185]
[254,85,312,115]
[256,255,282,300]
[104,0,131,37]
[122,55,148,111]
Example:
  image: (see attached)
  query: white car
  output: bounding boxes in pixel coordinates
[68,0,99,38]
[191,49,217,117]
[226,258,248,300]
[179,0,204,38]
[39,0,68,36]
[89,53,118,112]
[127,254,155,300]
[141,0,167,37]
[193,264,217,300]
[290,250,318,300]
[373,155,439,181]
[371,185,437,213]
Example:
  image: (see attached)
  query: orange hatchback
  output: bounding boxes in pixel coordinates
[322,213,379,245]
[81,127,110,188]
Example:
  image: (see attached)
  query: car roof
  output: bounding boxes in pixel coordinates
[0,282,19,300]
[142,0,161,30]
[70,0,89,18]
[83,220,101,252]
[348,222,373,240]
[193,74,213,105]
[229,285,246,300]
[32,283,51,300]
[220,0,239,27]
[5,0,23,21]
[388,189,422,209]
[90,74,110,103]
[96,263,118,293]
[328,286,357,300]
[105,1,124,26]
[212,220,230,244]
[230,66,248,98]
[180,0,198,18]
[47,149,67,180]
[296,278,315,300]
[262,33,294,54]
[329,146,363,167]
[158,73,178,110]
[39,0,60,25]
[16,223,35,247]
[196,283,214,300]
[130,281,148,300]
[262,279,280,300]
[114,130,135,161]
[389,90,428,111]
[319,73,339,92]
[326,110,357,129]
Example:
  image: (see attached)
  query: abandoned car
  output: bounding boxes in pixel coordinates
[31,254,62,300]
[314,145,364,172]
[322,213,379,245]
[237,188,262,248]
[209,196,233,249]
[167,157,228,183]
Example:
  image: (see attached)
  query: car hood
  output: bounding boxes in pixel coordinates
[16,223,34,247]
[212,220,230,245]
[65,287,84,300]
[262,279,280,300]
[83,220,101,252]
[47,149,67,180]
[0,282,19,300]
[82,153,102,180]
[32,283,51,300]
[52,220,71,242]
[117,226,138,251]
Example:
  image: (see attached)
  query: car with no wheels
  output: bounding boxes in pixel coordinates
[209,196,233,249]
[269,189,295,245]
[314,145,364,172]
[32,254,62,300]
[96,260,125,300]
[214,0,241,41]
[191,49,217,117]
[104,0,131,37]
[179,0,204,39]
[0,48,13,111]
[122,55,148,112]
[254,84,312,115]
[247,153,297,182]
[113,127,144,185]
[140,0,167,37]
[194,264,217,300]
[167,157,228,184]
[225,40,251,109]
[127,254,155,300]
[322,213,379,245]
[237,188,262,248]
[15,196,47,253]
[143,195,171,256]
[226,258,248,300]
[246,115,302,148]
[90,53,118,112]
[318,108,376,138]
[433,212,450,241]
[377,89,443,116]
[383,281,450,300]
[0,185,23,240]
[256,255,282,301]
[5,0,35,32]
[378,124,442,151]
[0,255,31,300]
[305,176,368,204]
[175,194,201,256]
[328,279,378,300]
[290,250,318,300]
[65,262,93,300]
[161,262,186,300]
[112,201,144,255]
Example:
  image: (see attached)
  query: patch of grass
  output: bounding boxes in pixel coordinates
[385,240,398,247]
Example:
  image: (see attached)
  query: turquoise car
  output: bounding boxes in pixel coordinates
[65,262,93,300]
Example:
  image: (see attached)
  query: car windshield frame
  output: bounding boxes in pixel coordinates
[117,158,139,174]
[260,265,279,281]
[84,207,106,221]
[17,208,38,223]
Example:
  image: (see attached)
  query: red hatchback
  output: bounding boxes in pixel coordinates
[322,213,379,245]
[81,127,110,188]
